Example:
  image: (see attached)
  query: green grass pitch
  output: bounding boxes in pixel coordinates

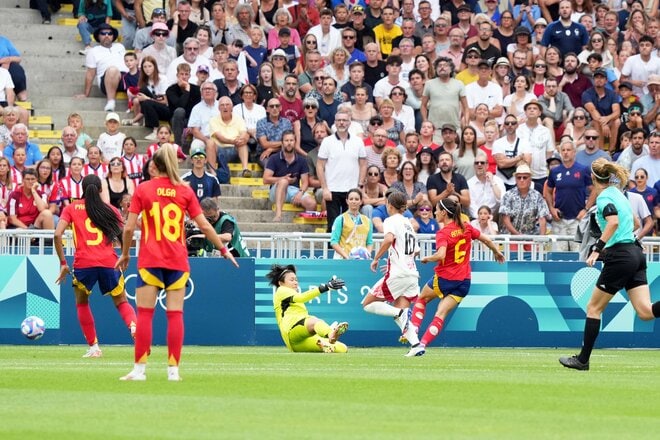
[2,345,660,439]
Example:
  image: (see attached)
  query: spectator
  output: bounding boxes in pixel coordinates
[165,63,201,146]
[294,97,320,154]
[166,37,212,86]
[401,131,420,165]
[324,47,351,89]
[200,197,250,257]
[82,145,109,178]
[209,96,251,176]
[503,74,536,121]
[620,36,660,99]
[463,21,501,67]
[341,63,374,107]
[379,99,405,147]
[120,137,146,187]
[317,77,343,128]
[575,126,612,168]
[629,168,657,217]
[182,145,221,202]
[256,97,294,167]
[29,0,56,24]
[317,112,367,232]
[11,146,27,183]
[0,35,28,102]
[77,0,113,56]
[456,46,481,86]
[105,156,135,210]
[187,81,219,160]
[0,71,28,125]
[414,1,435,39]
[364,126,391,171]
[390,160,427,209]
[499,163,549,236]
[263,130,316,222]
[77,24,127,112]
[133,8,176,52]
[34,158,65,222]
[67,112,93,150]
[582,68,620,146]
[389,86,415,133]
[641,75,660,128]
[517,101,554,192]
[562,106,590,151]
[470,205,500,235]
[538,76,575,145]
[540,0,588,57]
[465,61,505,122]
[426,151,470,209]
[631,132,660,187]
[370,187,418,233]
[45,146,66,182]
[7,169,54,230]
[167,1,198,55]
[544,140,592,251]
[60,157,85,201]
[361,164,388,219]
[557,52,592,109]
[330,188,374,259]
[60,126,88,165]
[373,55,409,109]
[227,4,266,47]
[308,8,342,58]
[340,27,366,65]
[455,126,480,180]
[422,57,468,144]
[416,146,438,185]
[3,124,42,167]
[414,198,440,234]
[468,151,506,220]
[614,103,648,154]
[214,59,244,105]
[372,6,402,59]
[141,23,177,74]
[441,27,467,73]
[97,112,126,162]
[289,0,320,40]
[278,74,303,125]
[297,50,323,96]
[0,107,23,148]
[617,127,648,172]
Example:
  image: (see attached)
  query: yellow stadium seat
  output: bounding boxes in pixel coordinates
[29,116,54,130]
[251,189,269,199]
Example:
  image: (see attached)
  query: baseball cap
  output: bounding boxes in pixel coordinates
[514,26,531,36]
[514,163,532,175]
[441,123,457,132]
[197,64,210,74]
[105,112,120,122]
[457,5,471,12]
[278,27,291,37]
[495,57,510,67]
[619,81,633,90]
[271,49,287,59]
[593,68,607,77]
[466,46,481,56]
[151,7,167,17]
[352,5,365,14]
[150,22,169,35]
[477,60,491,69]
[546,155,561,166]
[417,146,434,157]
[647,74,660,86]
[190,145,206,157]
[534,18,548,27]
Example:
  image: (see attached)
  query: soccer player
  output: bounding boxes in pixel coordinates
[363,191,421,348]
[116,144,238,382]
[54,175,137,358]
[268,264,348,353]
[406,198,505,357]
[559,159,660,371]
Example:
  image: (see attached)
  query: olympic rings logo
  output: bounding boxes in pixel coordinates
[123,273,195,310]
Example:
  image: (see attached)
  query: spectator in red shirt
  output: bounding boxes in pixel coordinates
[7,168,54,229]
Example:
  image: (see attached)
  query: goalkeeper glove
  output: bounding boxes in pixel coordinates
[319,277,345,293]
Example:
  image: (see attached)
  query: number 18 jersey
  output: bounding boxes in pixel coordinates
[435,222,480,280]
[383,213,419,278]
[129,177,202,272]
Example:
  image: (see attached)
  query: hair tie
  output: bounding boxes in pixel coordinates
[439,199,454,216]
[590,163,609,180]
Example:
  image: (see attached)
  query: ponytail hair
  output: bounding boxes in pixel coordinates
[81,174,123,244]
[590,157,629,189]
[437,197,464,230]
[153,143,184,185]
[265,264,297,287]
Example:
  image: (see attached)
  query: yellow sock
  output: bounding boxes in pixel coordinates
[312,320,331,337]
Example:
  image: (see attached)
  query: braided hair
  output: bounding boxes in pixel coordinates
[265,264,297,287]
[82,174,123,245]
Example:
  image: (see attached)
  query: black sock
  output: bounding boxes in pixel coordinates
[652,302,660,318]
[578,318,600,364]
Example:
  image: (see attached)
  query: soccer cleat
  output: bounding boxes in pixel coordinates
[316,338,335,353]
[168,366,182,381]
[82,346,102,358]
[398,307,414,344]
[119,370,147,381]
[328,321,348,344]
[559,355,589,371]
[404,344,426,357]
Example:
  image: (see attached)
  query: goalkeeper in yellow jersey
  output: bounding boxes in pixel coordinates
[267,264,349,353]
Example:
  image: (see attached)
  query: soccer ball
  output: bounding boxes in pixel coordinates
[21,316,46,340]
[349,246,371,260]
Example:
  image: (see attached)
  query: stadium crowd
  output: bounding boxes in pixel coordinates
[2,0,660,242]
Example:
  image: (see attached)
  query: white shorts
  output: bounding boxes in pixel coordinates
[370,275,420,302]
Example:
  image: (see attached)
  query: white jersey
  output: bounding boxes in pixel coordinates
[97,132,126,161]
[383,213,419,279]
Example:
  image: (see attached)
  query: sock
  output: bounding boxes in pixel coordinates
[420,316,445,347]
[167,310,184,367]
[76,303,97,346]
[135,307,154,364]
[313,319,331,337]
[410,299,428,330]
[577,317,600,364]
[116,300,137,331]
[363,301,400,318]
[652,302,660,318]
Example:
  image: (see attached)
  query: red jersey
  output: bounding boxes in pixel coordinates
[122,153,146,187]
[129,177,202,272]
[60,175,84,200]
[7,187,46,226]
[434,222,481,281]
[10,167,23,185]
[60,200,122,269]
[82,163,108,179]
[38,181,66,205]
[0,181,13,212]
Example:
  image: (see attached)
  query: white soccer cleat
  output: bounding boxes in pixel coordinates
[404,344,426,357]
[120,370,147,381]
[82,346,102,358]
[167,366,182,382]
[316,338,336,353]
[328,321,348,344]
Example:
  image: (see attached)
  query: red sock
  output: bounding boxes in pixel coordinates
[167,310,184,366]
[410,299,427,330]
[76,303,97,346]
[135,307,154,363]
[420,316,445,347]
[116,300,137,331]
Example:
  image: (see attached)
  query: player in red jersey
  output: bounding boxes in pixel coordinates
[116,144,238,382]
[54,174,137,358]
[405,198,505,357]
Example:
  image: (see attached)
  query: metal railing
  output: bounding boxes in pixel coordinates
[3,229,660,262]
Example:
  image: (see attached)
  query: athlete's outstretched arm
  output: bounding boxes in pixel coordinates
[477,234,505,263]
[54,218,71,284]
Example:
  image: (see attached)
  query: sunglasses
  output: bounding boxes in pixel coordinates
[467,55,479,59]
[368,172,380,176]
[314,76,326,81]
[630,112,642,117]
[370,120,383,126]
[585,135,598,140]
[99,31,114,36]
[474,161,486,165]
[153,8,166,15]
[591,38,603,42]
[305,40,317,44]
[391,92,403,96]
[304,105,317,109]
[504,121,518,126]
[418,207,431,212]
[635,175,646,179]
[192,154,206,159]
[574,116,586,120]
[516,175,530,180]
[534,64,546,68]
[109,161,122,166]
[153,31,169,37]
[342,35,356,39]
[268,104,281,108]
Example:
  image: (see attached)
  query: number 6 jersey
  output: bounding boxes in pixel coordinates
[129,177,202,272]
[383,213,419,279]
[435,222,481,280]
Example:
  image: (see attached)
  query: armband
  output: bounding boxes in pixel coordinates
[218,246,227,254]
[593,239,606,253]
[60,260,67,266]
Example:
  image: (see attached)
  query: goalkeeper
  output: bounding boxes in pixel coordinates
[267,264,349,353]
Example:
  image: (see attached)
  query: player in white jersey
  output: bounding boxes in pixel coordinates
[363,191,420,347]
[60,157,85,200]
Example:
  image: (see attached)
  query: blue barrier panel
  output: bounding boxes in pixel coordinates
[2,256,660,348]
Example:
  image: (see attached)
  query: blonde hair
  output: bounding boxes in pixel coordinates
[590,157,629,189]
[153,143,184,185]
